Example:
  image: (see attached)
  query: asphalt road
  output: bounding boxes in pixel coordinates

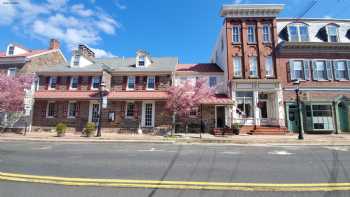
[0,141,349,196]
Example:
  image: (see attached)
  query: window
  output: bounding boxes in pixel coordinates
[249,56,258,77]
[288,23,309,42]
[73,54,80,66]
[326,25,338,42]
[236,92,253,118]
[7,68,16,77]
[265,56,274,77]
[315,61,327,80]
[147,76,155,90]
[8,46,14,55]
[126,102,134,118]
[70,77,78,90]
[189,108,198,117]
[307,104,334,130]
[91,76,101,90]
[247,25,256,43]
[138,56,145,66]
[221,39,224,51]
[68,102,77,118]
[49,76,57,90]
[292,60,304,80]
[262,24,271,43]
[209,76,217,87]
[334,61,348,80]
[233,56,242,77]
[46,102,56,118]
[232,25,241,43]
[127,76,135,90]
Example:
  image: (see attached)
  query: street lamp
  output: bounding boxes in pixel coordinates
[96,81,107,137]
[293,79,304,140]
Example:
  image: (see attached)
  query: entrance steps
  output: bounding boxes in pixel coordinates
[247,126,289,135]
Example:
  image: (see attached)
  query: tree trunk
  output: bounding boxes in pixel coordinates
[171,112,176,136]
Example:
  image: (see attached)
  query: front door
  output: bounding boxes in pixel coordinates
[142,102,154,127]
[260,101,268,119]
[89,102,100,123]
[287,104,299,132]
[216,106,225,128]
[339,103,349,132]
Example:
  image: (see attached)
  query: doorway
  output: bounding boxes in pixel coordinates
[216,106,225,128]
[287,104,300,132]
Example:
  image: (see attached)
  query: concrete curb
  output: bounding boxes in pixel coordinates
[1,137,350,146]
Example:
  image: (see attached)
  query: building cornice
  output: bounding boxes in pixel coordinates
[277,41,350,55]
[220,4,284,18]
[0,56,28,64]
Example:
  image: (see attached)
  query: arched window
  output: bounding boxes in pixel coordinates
[287,23,310,42]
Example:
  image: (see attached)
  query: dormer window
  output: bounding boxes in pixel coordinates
[138,56,145,66]
[326,25,339,42]
[8,46,14,56]
[73,54,80,66]
[288,23,309,42]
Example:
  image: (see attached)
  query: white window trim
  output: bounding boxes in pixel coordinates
[91,76,100,90]
[209,76,217,87]
[265,56,274,77]
[67,101,77,119]
[333,59,348,81]
[48,76,57,90]
[287,23,309,42]
[69,77,78,90]
[233,56,243,77]
[137,56,145,67]
[146,76,155,90]
[314,59,328,81]
[232,25,241,43]
[249,56,258,77]
[127,76,135,91]
[46,101,55,118]
[262,24,271,43]
[326,25,339,42]
[247,25,256,44]
[125,101,135,119]
[7,67,16,77]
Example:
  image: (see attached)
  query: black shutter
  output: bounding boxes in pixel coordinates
[279,26,289,41]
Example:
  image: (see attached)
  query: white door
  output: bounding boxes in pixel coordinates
[89,102,100,123]
[142,102,154,127]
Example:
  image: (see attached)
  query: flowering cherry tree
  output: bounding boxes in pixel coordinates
[0,74,34,130]
[166,78,214,135]
[0,74,34,112]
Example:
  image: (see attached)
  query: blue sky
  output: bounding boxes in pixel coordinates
[0,0,349,63]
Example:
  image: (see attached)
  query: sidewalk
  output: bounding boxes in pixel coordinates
[1,132,350,145]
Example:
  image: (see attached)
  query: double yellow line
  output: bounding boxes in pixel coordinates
[1,171,350,191]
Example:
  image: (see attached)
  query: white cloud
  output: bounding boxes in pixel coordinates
[90,47,117,58]
[71,4,94,17]
[0,0,121,57]
[234,0,242,4]
[114,0,127,10]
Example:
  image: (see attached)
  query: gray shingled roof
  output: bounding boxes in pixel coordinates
[38,57,178,73]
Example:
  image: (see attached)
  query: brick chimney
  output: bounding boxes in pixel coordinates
[77,44,95,61]
[49,39,60,49]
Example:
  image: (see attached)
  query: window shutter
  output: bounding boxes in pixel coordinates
[66,76,71,90]
[133,103,138,119]
[347,61,350,80]
[312,61,318,81]
[122,76,127,90]
[143,76,147,90]
[54,103,58,117]
[120,102,125,118]
[334,61,340,80]
[303,60,310,80]
[76,102,80,117]
[326,60,333,80]
[88,76,92,90]
[57,77,61,88]
[289,60,295,81]
[63,102,68,117]
[46,77,50,90]
[155,76,159,90]
[135,76,139,90]
[316,26,328,42]
[77,76,82,90]
[279,26,289,41]
[41,103,46,117]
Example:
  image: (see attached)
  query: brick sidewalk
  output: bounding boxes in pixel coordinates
[0,132,350,145]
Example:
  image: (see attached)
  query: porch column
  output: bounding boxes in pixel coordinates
[231,91,238,124]
[253,90,260,126]
[277,89,286,127]
[334,101,341,134]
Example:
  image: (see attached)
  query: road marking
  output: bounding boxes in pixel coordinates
[221,151,240,155]
[1,171,350,191]
[268,150,294,155]
[325,146,348,152]
[33,146,52,150]
[137,148,164,152]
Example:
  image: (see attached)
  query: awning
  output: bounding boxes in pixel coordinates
[34,91,98,100]
[200,94,233,105]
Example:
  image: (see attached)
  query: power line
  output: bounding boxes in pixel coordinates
[298,0,318,18]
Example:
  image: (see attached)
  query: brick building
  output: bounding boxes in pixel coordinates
[211,4,286,134]
[276,18,350,133]
[32,46,177,133]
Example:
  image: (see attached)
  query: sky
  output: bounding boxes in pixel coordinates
[0,0,349,63]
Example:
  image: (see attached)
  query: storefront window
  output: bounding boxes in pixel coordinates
[236,92,253,118]
[306,104,333,130]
